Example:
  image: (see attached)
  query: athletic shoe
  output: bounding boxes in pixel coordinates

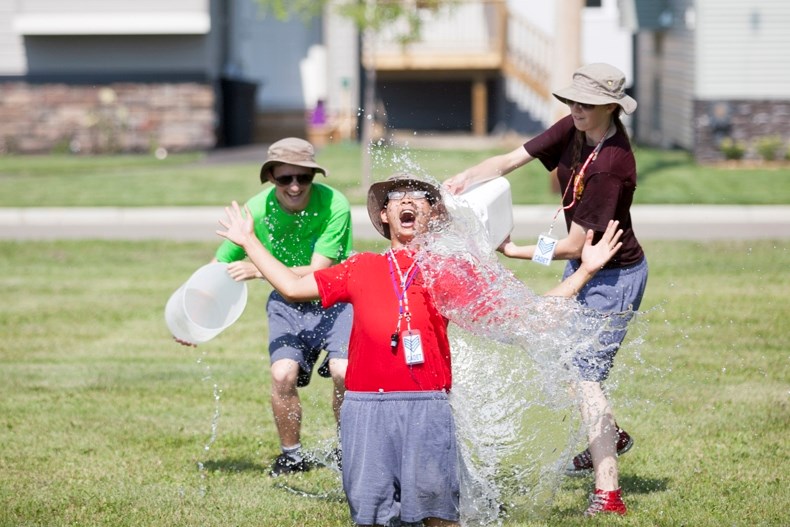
[584,488,627,516]
[270,453,313,477]
[333,447,342,470]
[565,427,634,476]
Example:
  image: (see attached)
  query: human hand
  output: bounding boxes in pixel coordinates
[442,172,471,195]
[227,261,262,281]
[496,235,513,254]
[217,201,254,248]
[580,220,622,274]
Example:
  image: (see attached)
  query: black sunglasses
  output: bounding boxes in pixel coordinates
[565,99,596,111]
[272,173,314,186]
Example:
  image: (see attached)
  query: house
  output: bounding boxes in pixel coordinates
[0,0,634,154]
[624,0,790,161]
[0,0,226,154]
[217,0,634,145]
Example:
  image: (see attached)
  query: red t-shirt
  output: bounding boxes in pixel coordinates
[313,250,452,392]
[524,115,644,268]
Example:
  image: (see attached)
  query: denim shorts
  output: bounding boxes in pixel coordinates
[562,257,648,382]
[266,291,352,386]
[340,391,460,526]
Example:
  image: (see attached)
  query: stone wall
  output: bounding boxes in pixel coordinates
[693,99,790,163]
[0,82,216,154]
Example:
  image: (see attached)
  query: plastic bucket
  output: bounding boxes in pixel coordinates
[458,177,514,249]
[165,263,248,345]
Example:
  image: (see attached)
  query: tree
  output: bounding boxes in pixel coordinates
[254,0,455,189]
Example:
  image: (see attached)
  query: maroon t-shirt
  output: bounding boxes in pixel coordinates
[524,115,644,268]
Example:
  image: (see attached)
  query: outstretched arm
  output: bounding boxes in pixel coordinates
[443,145,534,195]
[216,201,320,302]
[544,220,623,298]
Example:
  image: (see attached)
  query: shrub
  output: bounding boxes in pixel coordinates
[719,137,746,160]
[755,135,783,161]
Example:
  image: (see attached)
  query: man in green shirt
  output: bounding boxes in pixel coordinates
[215,137,353,475]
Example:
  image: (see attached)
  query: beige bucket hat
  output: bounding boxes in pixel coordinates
[552,63,637,114]
[259,137,328,183]
[367,174,443,239]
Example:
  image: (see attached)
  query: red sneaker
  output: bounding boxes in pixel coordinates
[565,427,634,476]
[585,488,627,516]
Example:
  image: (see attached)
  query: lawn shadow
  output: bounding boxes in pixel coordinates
[620,473,670,494]
[561,473,670,496]
[200,457,267,474]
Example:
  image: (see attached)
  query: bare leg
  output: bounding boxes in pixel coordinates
[328,357,347,423]
[270,358,301,448]
[577,380,619,491]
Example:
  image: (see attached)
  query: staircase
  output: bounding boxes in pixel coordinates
[501,9,555,128]
[363,0,556,134]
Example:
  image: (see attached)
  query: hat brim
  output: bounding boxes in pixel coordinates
[259,160,328,184]
[552,87,637,115]
[367,176,442,239]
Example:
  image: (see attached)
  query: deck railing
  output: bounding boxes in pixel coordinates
[363,0,552,109]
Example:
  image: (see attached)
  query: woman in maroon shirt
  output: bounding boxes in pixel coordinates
[445,63,648,517]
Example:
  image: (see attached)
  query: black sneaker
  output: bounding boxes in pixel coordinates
[333,447,342,470]
[565,428,634,476]
[270,453,313,477]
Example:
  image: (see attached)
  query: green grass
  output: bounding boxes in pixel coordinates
[1,238,788,526]
[1,143,788,206]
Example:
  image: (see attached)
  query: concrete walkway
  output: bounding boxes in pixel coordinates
[1,204,789,241]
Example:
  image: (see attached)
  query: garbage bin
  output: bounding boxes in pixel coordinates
[220,77,259,147]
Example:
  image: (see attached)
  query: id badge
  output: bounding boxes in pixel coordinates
[533,233,557,266]
[401,330,424,365]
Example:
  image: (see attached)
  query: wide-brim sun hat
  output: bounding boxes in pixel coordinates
[552,63,637,115]
[259,137,328,183]
[367,174,443,239]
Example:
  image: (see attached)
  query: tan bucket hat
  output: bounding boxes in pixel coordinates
[367,174,442,239]
[259,137,328,183]
[552,63,637,115]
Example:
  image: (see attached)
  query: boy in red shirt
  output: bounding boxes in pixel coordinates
[215,174,623,527]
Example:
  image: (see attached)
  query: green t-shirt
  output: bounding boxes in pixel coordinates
[215,183,353,266]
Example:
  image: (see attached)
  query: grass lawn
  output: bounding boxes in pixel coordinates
[1,238,787,526]
[1,142,789,206]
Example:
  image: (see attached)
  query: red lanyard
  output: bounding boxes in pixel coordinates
[549,131,609,232]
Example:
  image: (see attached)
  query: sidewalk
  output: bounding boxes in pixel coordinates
[1,205,789,241]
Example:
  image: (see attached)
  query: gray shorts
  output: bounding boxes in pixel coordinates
[563,257,648,382]
[266,291,352,387]
[340,391,460,526]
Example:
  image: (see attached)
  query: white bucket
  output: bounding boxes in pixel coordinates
[458,177,514,249]
[165,262,248,345]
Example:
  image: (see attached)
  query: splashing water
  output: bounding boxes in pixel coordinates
[406,182,633,525]
[194,350,222,497]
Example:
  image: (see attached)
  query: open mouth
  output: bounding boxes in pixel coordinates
[399,209,416,227]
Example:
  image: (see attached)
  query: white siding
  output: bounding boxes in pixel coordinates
[13,0,210,35]
[581,0,633,84]
[0,0,216,76]
[0,0,27,74]
[634,0,696,149]
[13,0,206,15]
[696,0,790,99]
